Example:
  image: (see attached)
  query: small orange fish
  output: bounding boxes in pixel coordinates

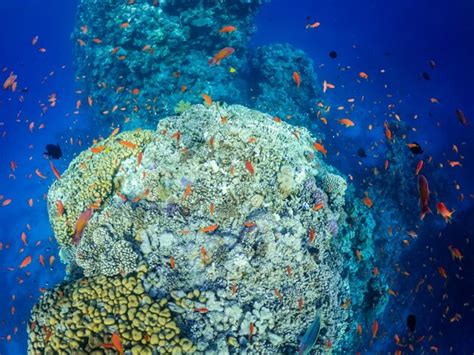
[208,47,235,66]
[193,308,209,313]
[28,198,33,207]
[19,256,32,269]
[35,169,47,179]
[2,199,12,206]
[119,140,137,149]
[249,322,255,341]
[357,323,363,336]
[437,266,447,279]
[293,71,301,88]
[305,21,320,29]
[56,200,64,217]
[355,249,362,261]
[183,183,191,198]
[313,142,327,155]
[448,245,463,261]
[21,232,27,246]
[180,85,187,93]
[245,160,255,175]
[49,255,55,267]
[73,209,93,245]
[298,297,304,311]
[219,25,236,33]
[359,72,368,80]
[286,264,292,277]
[448,160,462,168]
[90,146,106,154]
[274,288,283,300]
[169,256,175,269]
[339,118,355,127]
[110,127,120,137]
[39,255,45,267]
[112,333,124,355]
[200,224,219,233]
[371,320,379,338]
[323,80,335,93]
[363,192,373,208]
[50,161,61,180]
[308,228,315,244]
[200,246,209,263]
[383,121,392,141]
[209,203,215,216]
[201,93,213,106]
[92,38,102,44]
[132,88,140,95]
[312,202,324,211]
[436,202,454,223]
[120,22,129,28]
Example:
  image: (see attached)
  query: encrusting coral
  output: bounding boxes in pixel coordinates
[34,104,384,353]
[28,267,194,354]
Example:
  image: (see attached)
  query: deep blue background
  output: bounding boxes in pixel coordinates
[0,0,472,353]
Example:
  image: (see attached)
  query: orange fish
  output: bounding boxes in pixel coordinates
[73,208,93,245]
[19,256,32,269]
[448,245,463,261]
[293,71,301,88]
[21,232,27,246]
[35,169,47,179]
[298,297,304,311]
[305,21,320,29]
[2,199,12,207]
[200,224,219,233]
[209,203,215,216]
[415,160,424,176]
[112,333,124,355]
[418,175,431,220]
[39,255,45,267]
[200,246,209,264]
[92,38,102,44]
[339,118,355,127]
[313,142,327,155]
[193,308,209,313]
[357,324,363,336]
[359,72,368,80]
[56,200,64,217]
[436,202,454,223]
[90,146,106,154]
[323,80,335,93]
[137,151,143,166]
[245,160,255,175]
[120,22,129,28]
[371,320,379,338]
[448,160,462,168]
[363,192,373,208]
[308,228,315,244]
[201,93,213,106]
[208,47,235,66]
[183,183,191,198]
[119,140,137,149]
[312,202,324,211]
[437,266,447,279]
[219,25,236,33]
[132,88,140,95]
[28,199,33,207]
[355,249,362,261]
[248,322,255,341]
[50,161,61,180]
[383,121,392,141]
[169,256,176,269]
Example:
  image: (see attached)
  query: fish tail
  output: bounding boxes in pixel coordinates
[420,205,432,220]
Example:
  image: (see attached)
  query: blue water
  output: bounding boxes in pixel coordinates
[1,0,473,353]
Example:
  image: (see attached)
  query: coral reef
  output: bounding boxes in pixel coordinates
[72,1,321,130]
[28,267,194,354]
[40,104,359,352]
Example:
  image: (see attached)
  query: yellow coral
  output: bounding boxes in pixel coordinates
[28,273,194,354]
[47,129,153,247]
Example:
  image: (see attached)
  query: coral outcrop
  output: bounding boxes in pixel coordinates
[28,268,194,354]
[36,104,359,353]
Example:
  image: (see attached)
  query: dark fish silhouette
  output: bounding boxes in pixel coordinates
[407,314,416,333]
[44,144,62,159]
[429,59,436,69]
[329,51,337,59]
[407,142,423,155]
[357,148,367,158]
[421,72,431,80]
[456,109,469,126]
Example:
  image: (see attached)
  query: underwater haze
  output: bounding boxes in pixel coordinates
[0,0,473,354]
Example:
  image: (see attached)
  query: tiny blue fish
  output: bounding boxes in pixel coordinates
[297,314,321,355]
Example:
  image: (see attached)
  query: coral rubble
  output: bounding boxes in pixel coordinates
[31,104,369,353]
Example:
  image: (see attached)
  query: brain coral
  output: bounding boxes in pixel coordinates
[28,267,194,354]
[45,104,356,353]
